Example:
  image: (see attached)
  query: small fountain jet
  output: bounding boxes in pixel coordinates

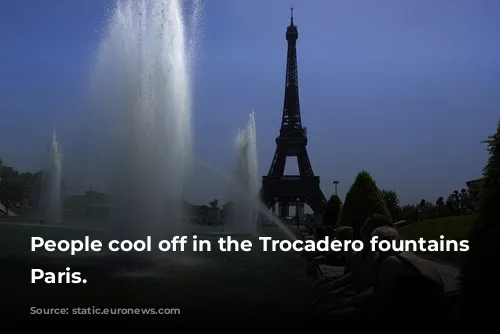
[42,129,63,223]
[226,111,260,235]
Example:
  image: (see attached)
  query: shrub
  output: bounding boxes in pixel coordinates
[338,171,390,238]
[398,204,418,222]
[322,194,342,226]
[381,189,401,220]
[420,201,439,220]
[460,119,500,323]
[397,201,440,222]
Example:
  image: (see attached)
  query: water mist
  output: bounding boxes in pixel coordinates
[42,130,63,223]
[226,112,260,235]
[90,0,203,239]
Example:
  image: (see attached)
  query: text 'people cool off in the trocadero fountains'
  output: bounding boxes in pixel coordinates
[30,235,468,284]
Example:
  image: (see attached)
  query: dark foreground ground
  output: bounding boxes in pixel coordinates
[1,222,313,324]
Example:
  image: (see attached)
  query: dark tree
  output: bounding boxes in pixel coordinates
[209,199,219,209]
[397,204,418,222]
[28,171,44,210]
[0,160,42,214]
[0,162,21,206]
[196,205,210,217]
[381,189,400,221]
[322,194,342,226]
[460,119,500,323]
[338,171,390,238]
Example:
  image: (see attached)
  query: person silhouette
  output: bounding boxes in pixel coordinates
[446,192,457,215]
[436,197,445,217]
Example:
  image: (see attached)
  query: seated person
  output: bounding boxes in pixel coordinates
[336,226,355,274]
[327,214,393,290]
[310,214,393,314]
[306,226,338,279]
[370,226,446,326]
[307,226,354,279]
[302,226,327,261]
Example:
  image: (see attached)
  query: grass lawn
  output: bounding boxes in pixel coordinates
[398,214,475,266]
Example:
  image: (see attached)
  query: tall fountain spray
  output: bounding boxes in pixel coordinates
[42,130,63,223]
[91,0,202,239]
[226,112,260,235]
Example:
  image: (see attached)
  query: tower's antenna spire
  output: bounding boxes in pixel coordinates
[290,5,294,25]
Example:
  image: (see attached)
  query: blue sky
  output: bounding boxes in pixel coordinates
[0,0,499,206]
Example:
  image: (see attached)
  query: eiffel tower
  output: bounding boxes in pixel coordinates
[260,8,327,217]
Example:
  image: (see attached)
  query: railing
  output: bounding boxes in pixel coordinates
[264,175,319,180]
[280,176,302,180]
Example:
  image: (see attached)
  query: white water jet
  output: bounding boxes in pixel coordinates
[226,112,260,235]
[42,130,63,223]
[90,0,203,239]
[196,156,297,241]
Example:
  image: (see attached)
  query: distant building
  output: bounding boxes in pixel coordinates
[208,207,220,222]
[221,202,235,221]
[84,190,111,216]
[64,195,86,215]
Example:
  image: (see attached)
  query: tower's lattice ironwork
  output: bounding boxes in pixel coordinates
[260,8,327,215]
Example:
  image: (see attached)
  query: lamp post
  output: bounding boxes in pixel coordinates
[333,181,339,196]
